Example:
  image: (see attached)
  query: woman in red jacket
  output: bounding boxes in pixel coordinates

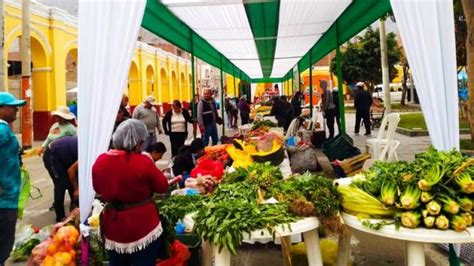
[92,119,168,265]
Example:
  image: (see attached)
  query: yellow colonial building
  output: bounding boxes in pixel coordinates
[3,0,201,140]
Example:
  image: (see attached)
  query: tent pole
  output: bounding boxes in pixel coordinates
[220,57,225,137]
[232,67,236,96]
[190,33,197,138]
[335,24,346,133]
[309,52,313,118]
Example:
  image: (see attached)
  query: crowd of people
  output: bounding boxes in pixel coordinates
[0,80,381,265]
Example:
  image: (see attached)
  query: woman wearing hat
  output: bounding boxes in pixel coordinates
[93,119,168,265]
[39,106,77,220]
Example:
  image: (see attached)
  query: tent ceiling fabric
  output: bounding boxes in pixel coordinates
[271,0,350,78]
[152,0,391,81]
[162,0,263,78]
[161,0,351,79]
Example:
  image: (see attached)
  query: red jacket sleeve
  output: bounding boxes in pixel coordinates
[145,160,168,194]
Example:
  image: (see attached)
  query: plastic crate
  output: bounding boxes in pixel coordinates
[176,233,201,266]
[439,243,474,264]
[321,133,361,161]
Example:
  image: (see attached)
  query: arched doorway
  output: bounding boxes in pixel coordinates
[146,65,154,97]
[171,71,178,102]
[128,62,140,107]
[180,73,186,103]
[7,36,49,139]
[65,48,77,120]
[160,68,170,112]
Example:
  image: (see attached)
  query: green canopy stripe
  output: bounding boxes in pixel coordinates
[244,0,280,78]
[294,0,391,74]
[251,77,284,83]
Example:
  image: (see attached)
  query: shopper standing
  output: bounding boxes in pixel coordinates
[49,136,78,222]
[238,95,250,125]
[132,95,163,151]
[197,88,222,146]
[321,80,336,139]
[93,119,168,265]
[354,82,373,135]
[162,100,195,156]
[39,106,77,210]
[291,91,303,117]
[332,87,342,134]
[0,92,26,265]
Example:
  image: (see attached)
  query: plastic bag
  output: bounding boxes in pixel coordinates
[190,159,224,180]
[28,239,50,266]
[18,168,31,219]
[157,240,191,266]
[14,222,35,248]
[290,148,319,173]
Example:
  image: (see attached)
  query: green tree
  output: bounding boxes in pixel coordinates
[330,26,401,91]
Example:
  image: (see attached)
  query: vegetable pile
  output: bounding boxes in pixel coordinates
[338,147,473,232]
[157,163,341,255]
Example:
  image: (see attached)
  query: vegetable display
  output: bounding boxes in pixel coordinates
[158,163,341,255]
[339,147,474,232]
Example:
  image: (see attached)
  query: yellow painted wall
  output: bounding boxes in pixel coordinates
[225,74,240,97]
[4,0,214,114]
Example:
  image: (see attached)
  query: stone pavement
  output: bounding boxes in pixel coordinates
[9,112,465,265]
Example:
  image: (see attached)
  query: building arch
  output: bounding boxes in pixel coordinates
[160,68,169,103]
[5,24,52,55]
[145,65,154,97]
[128,61,141,106]
[171,71,178,103]
[180,72,186,102]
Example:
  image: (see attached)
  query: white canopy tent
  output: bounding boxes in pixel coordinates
[77,0,460,237]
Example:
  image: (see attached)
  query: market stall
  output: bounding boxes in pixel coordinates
[72,0,468,264]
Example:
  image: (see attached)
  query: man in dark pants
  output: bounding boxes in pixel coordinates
[332,87,342,133]
[321,80,336,139]
[0,92,26,265]
[354,82,373,135]
[197,89,222,146]
[49,136,78,222]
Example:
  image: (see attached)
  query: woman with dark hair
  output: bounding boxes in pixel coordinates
[92,119,168,265]
[162,100,195,156]
[291,91,303,117]
[172,138,205,179]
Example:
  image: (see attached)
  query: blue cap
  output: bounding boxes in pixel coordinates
[0,92,26,107]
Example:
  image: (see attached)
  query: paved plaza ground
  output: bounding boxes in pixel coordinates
[8,111,469,265]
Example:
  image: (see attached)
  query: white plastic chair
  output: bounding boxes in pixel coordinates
[366,112,400,156]
[363,140,400,169]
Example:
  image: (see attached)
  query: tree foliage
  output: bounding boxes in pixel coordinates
[330,26,401,90]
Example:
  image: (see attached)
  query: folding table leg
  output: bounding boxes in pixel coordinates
[213,245,231,266]
[280,235,292,266]
[303,229,323,266]
[405,241,425,266]
[201,240,213,266]
[337,228,352,266]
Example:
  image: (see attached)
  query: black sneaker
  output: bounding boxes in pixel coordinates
[364,132,371,136]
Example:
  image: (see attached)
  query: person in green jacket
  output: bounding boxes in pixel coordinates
[0,92,26,265]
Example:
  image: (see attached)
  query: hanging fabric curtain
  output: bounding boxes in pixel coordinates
[390,0,459,151]
[78,0,146,223]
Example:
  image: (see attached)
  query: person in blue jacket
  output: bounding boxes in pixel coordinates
[0,92,26,265]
